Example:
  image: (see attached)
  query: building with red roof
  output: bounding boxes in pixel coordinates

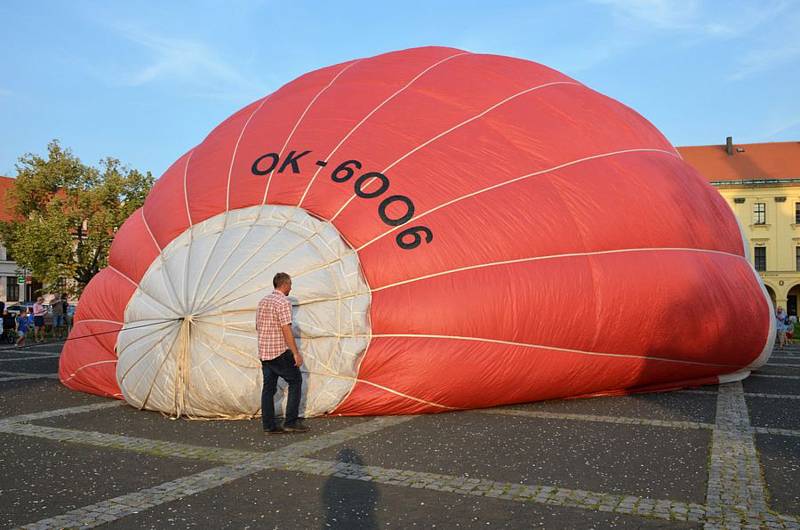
[678,139,800,313]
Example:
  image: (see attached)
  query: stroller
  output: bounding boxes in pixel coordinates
[2,312,17,344]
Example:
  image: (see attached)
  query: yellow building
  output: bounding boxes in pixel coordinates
[679,139,800,314]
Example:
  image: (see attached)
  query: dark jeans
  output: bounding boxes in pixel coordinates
[261,349,303,430]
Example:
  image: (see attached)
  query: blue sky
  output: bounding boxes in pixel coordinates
[1,0,798,178]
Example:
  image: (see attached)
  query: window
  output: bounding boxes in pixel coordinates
[6,276,19,302]
[753,203,766,225]
[795,203,800,224]
[754,247,766,272]
[796,246,800,272]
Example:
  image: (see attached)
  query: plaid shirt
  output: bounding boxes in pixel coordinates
[256,290,293,361]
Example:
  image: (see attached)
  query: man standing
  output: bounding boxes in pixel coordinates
[51,293,65,339]
[256,272,308,434]
[32,296,46,343]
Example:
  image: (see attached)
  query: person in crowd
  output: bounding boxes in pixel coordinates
[51,293,66,339]
[776,306,787,349]
[786,315,798,345]
[32,296,46,343]
[2,309,15,343]
[16,308,30,347]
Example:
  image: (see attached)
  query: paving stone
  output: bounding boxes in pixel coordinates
[33,401,372,452]
[747,396,800,431]
[311,409,711,503]
[755,433,800,514]
[99,468,701,529]
[0,433,211,528]
[502,392,719,423]
[0,377,109,418]
[743,377,800,396]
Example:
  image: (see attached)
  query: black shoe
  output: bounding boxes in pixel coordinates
[283,421,309,433]
[264,426,287,434]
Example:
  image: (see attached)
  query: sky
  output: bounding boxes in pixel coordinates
[1,0,798,178]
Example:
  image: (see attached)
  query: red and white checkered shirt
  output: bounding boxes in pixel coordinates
[256,290,293,361]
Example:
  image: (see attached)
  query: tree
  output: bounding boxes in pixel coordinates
[0,140,154,296]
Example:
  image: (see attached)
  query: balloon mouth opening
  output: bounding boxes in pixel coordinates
[115,204,372,419]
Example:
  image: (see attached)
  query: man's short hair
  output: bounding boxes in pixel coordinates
[273,272,291,288]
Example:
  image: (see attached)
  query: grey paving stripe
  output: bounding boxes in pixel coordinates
[4,410,799,528]
[767,363,800,367]
[754,427,800,438]
[10,416,415,530]
[0,401,124,426]
[0,355,60,362]
[15,463,257,530]
[0,415,414,465]
[746,392,800,400]
[705,382,772,529]
[752,374,800,380]
[0,374,59,382]
[0,370,59,382]
[279,457,800,527]
[479,407,715,430]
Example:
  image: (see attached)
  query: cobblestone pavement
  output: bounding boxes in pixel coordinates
[0,340,799,528]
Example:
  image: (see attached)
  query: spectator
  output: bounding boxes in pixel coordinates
[776,306,787,349]
[32,296,46,343]
[2,309,15,343]
[51,293,66,339]
[16,308,30,347]
[787,315,798,345]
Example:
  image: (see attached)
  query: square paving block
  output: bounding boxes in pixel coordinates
[34,403,371,453]
[504,392,717,423]
[755,365,800,376]
[311,410,711,503]
[0,356,59,374]
[743,376,800,395]
[0,432,212,528]
[746,396,800,430]
[102,468,702,530]
[755,433,800,515]
[0,378,108,418]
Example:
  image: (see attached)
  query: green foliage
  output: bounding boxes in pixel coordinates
[0,140,154,295]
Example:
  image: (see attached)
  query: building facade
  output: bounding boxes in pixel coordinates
[0,176,22,302]
[679,140,800,315]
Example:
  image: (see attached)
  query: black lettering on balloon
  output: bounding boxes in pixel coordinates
[251,153,279,175]
[278,150,311,173]
[354,172,390,199]
[396,226,433,250]
[331,160,362,183]
[378,195,415,226]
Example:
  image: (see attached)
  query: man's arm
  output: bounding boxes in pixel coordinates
[281,324,303,367]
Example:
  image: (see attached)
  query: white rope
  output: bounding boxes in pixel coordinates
[118,323,181,383]
[329,80,582,222]
[107,265,180,318]
[367,333,741,368]
[226,96,271,211]
[141,208,186,314]
[182,150,195,227]
[371,246,748,292]
[356,147,681,251]
[262,60,360,205]
[63,359,118,383]
[296,51,470,208]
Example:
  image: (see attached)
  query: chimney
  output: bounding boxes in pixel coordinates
[726,136,734,155]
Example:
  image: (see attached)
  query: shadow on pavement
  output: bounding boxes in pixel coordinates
[323,448,379,529]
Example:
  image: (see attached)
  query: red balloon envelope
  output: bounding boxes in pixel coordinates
[59,46,774,418]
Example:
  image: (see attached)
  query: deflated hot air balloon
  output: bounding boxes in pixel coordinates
[59,46,774,418]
